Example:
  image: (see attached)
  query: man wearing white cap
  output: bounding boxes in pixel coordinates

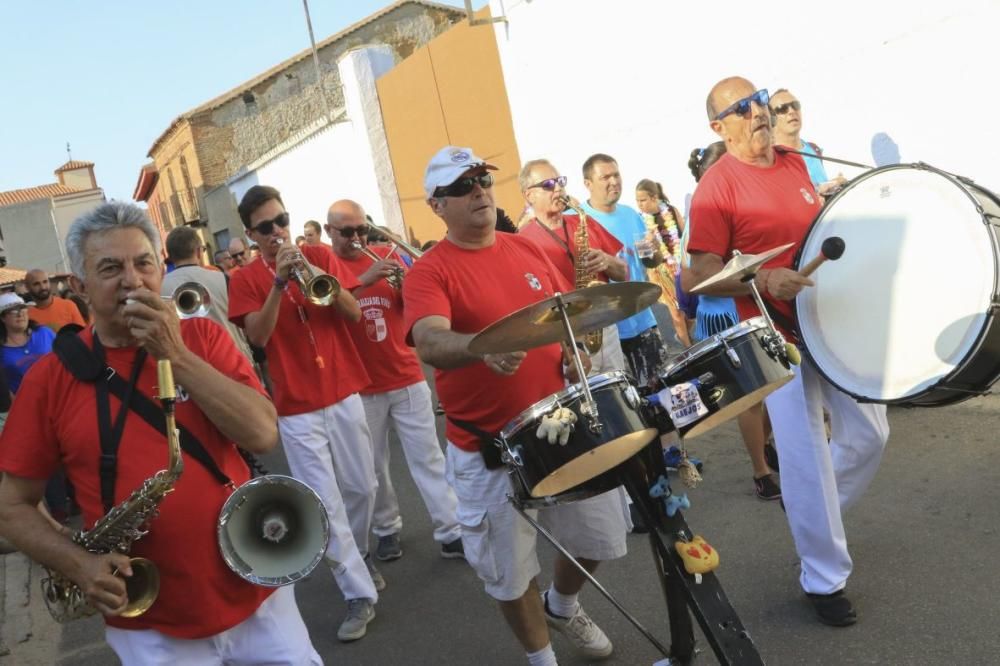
[403,146,629,665]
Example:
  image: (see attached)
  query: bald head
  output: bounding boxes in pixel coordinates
[706,76,755,120]
[228,238,247,266]
[24,269,52,304]
[326,200,369,258]
[327,200,366,226]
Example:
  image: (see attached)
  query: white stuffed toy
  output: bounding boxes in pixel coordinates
[535,407,578,445]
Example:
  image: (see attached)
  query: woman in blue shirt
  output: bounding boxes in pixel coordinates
[0,293,56,394]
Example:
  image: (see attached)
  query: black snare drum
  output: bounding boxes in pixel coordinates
[501,371,657,506]
[648,318,794,439]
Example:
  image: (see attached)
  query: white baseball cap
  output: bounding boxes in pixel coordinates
[423,146,497,199]
[0,292,27,315]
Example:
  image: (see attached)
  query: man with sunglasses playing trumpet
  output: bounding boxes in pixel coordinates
[769,88,847,196]
[228,185,384,642]
[683,77,889,627]
[517,159,629,376]
[325,198,463,564]
[405,146,629,665]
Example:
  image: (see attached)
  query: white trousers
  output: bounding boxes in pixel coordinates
[279,394,378,601]
[363,381,461,544]
[588,324,627,376]
[764,357,889,594]
[105,586,322,666]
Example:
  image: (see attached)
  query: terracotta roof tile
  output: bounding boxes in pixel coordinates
[0,183,85,207]
[54,160,95,173]
[0,267,27,286]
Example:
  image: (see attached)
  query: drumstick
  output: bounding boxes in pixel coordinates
[799,236,845,277]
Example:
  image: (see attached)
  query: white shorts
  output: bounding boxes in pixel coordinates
[446,444,629,602]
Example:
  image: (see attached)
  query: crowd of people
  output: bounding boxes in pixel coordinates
[0,75,890,665]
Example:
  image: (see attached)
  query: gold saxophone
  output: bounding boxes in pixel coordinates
[41,360,184,623]
[563,197,604,353]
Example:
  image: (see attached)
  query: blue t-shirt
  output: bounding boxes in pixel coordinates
[580,201,657,339]
[799,141,829,187]
[2,326,56,393]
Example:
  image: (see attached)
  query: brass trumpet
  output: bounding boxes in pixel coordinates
[350,241,404,289]
[371,224,423,261]
[277,239,341,306]
[169,282,212,319]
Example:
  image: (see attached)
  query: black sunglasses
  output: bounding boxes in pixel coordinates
[334,224,369,238]
[715,89,769,121]
[433,173,494,198]
[230,251,245,259]
[250,212,290,236]
[527,176,567,191]
[771,100,801,115]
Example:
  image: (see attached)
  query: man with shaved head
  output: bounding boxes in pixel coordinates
[227,238,248,270]
[327,199,464,564]
[24,269,86,331]
[683,76,889,627]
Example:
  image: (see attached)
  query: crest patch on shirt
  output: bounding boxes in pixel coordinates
[800,188,815,205]
[525,273,542,291]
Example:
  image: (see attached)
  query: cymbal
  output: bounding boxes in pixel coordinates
[468,282,662,355]
[690,243,795,294]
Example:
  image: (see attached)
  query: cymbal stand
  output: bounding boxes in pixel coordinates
[733,250,787,362]
[553,292,602,432]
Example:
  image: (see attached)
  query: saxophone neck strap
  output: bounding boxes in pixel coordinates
[53,331,232,513]
[535,217,576,265]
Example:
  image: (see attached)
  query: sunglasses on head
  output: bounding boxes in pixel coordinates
[771,100,801,115]
[527,175,568,191]
[334,224,369,238]
[433,173,494,198]
[250,211,290,236]
[715,89,770,121]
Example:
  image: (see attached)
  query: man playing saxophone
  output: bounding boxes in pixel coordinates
[0,202,320,665]
[517,159,629,375]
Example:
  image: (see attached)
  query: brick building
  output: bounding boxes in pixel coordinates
[144,0,462,253]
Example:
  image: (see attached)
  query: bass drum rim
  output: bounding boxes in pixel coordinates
[793,163,1000,405]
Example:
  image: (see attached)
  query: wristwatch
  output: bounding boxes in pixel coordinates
[273,275,288,289]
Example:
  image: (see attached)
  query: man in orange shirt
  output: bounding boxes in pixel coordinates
[24,269,86,331]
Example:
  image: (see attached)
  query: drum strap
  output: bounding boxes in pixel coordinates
[447,416,505,470]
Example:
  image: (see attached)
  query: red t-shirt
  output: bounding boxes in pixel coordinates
[402,234,572,452]
[687,151,821,334]
[518,214,624,285]
[0,319,272,639]
[338,245,425,394]
[228,245,370,416]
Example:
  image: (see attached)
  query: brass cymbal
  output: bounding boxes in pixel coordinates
[468,282,662,355]
[690,243,795,294]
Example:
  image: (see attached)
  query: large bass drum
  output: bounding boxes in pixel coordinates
[795,163,1000,406]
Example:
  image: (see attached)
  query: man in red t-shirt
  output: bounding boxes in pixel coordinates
[517,158,629,377]
[228,185,380,642]
[404,146,630,665]
[326,198,463,563]
[0,202,319,665]
[684,76,889,628]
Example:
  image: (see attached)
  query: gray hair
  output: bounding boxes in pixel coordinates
[518,159,553,191]
[66,201,162,278]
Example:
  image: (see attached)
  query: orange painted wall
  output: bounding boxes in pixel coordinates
[377,9,521,246]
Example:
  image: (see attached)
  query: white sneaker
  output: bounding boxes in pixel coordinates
[337,598,375,642]
[542,590,613,659]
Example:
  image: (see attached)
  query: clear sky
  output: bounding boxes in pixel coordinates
[1,0,486,202]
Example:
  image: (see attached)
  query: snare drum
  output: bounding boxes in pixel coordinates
[501,371,657,504]
[795,164,1000,405]
[649,317,794,438]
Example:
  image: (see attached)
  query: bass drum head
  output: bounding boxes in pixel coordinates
[796,165,998,402]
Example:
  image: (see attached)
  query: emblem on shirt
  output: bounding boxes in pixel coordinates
[800,188,815,205]
[364,308,388,342]
[525,273,542,291]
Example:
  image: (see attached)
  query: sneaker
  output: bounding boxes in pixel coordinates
[806,590,857,627]
[763,440,780,472]
[753,473,782,501]
[365,555,387,591]
[542,591,613,660]
[440,537,466,559]
[337,598,376,642]
[375,533,403,562]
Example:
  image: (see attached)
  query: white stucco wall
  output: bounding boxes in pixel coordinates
[0,199,64,273]
[227,46,403,243]
[490,0,999,209]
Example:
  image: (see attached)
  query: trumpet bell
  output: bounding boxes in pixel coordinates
[217,475,330,587]
[304,275,340,306]
[172,282,212,319]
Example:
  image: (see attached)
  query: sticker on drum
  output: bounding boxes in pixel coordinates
[657,381,708,429]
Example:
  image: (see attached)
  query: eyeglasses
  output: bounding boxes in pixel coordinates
[715,89,769,121]
[250,212,290,236]
[334,225,369,238]
[771,100,801,115]
[527,176,568,191]
[433,173,494,198]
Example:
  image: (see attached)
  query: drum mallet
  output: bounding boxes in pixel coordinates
[799,236,845,277]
